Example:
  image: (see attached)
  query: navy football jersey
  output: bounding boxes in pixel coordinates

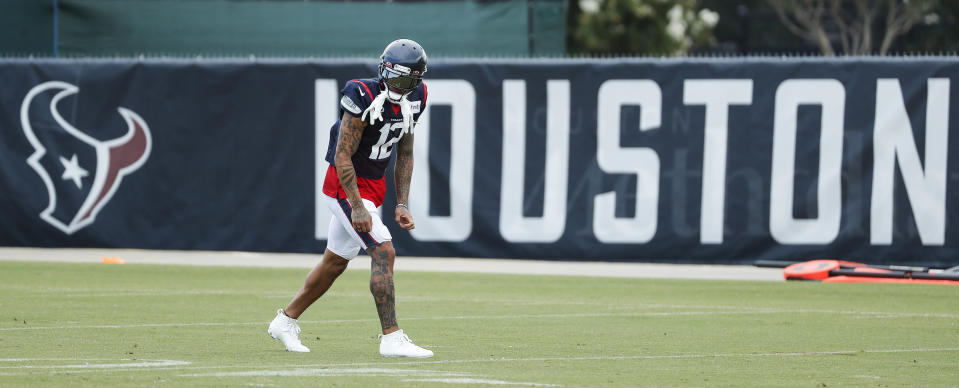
[325,78,428,180]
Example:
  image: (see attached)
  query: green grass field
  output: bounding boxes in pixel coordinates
[0,260,957,387]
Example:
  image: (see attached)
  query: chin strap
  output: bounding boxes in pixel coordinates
[399,95,414,134]
[361,89,389,125]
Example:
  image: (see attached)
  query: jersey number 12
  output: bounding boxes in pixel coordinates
[369,122,405,160]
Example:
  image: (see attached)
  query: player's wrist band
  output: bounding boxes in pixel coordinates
[396,203,409,209]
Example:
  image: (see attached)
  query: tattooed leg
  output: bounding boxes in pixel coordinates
[367,242,398,334]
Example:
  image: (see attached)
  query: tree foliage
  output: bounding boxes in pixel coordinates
[567,0,718,56]
[765,0,938,55]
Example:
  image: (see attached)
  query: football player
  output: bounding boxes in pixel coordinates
[269,39,432,358]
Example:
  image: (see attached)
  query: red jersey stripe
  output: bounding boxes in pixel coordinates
[350,80,376,102]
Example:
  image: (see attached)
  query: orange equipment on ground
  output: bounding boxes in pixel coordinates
[756,259,959,285]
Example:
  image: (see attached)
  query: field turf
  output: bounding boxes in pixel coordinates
[0,260,957,387]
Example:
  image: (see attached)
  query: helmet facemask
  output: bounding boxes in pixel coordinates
[379,62,424,103]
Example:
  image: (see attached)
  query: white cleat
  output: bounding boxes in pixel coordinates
[378,329,433,358]
[268,309,310,352]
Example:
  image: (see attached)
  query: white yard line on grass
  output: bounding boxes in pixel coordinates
[2,308,957,332]
[2,347,958,376]
[0,359,190,369]
[0,358,116,362]
[181,367,470,377]
[184,366,562,387]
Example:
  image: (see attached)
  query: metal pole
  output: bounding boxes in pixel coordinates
[53,0,59,57]
[527,0,535,57]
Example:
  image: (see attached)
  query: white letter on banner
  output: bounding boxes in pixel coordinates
[593,80,661,243]
[500,80,570,242]
[410,80,476,242]
[769,79,844,244]
[315,79,338,240]
[683,80,753,244]
[870,79,949,245]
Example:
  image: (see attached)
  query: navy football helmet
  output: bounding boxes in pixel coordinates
[378,39,427,102]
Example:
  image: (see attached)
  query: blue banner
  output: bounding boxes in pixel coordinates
[0,58,956,266]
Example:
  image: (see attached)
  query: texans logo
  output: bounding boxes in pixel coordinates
[20,81,152,234]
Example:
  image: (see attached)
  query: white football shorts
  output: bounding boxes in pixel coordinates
[323,194,392,260]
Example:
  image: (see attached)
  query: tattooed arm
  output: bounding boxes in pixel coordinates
[394,133,415,230]
[334,111,373,233]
